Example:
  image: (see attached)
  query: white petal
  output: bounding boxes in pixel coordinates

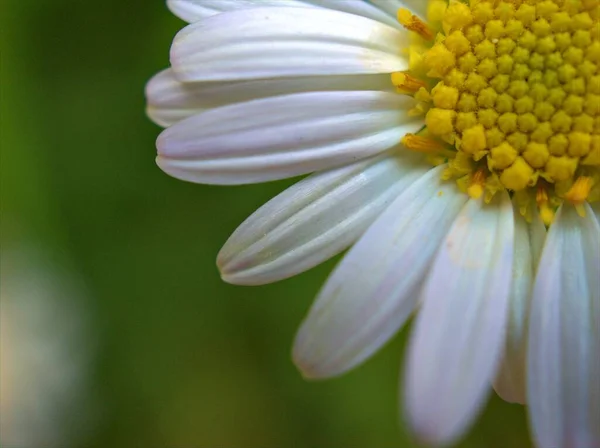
[167,0,400,29]
[592,201,600,224]
[494,207,546,404]
[527,203,600,448]
[156,91,422,185]
[303,0,400,27]
[404,192,515,445]
[146,69,393,128]
[293,165,468,379]
[218,152,428,285]
[170,7,409,82]
[167,0,313,22]
[369,0,428,21]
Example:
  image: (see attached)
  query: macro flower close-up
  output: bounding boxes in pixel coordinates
[146,1,600,447]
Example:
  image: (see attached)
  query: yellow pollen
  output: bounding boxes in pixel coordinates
[564,176,593,204]
[402,134,455,158]
[467,169,486,199]
[398,0,600,222]
[536,185,555,225]
[398,8,435,41]
[391,72,428,93]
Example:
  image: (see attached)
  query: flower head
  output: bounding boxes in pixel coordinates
[146,1,599,446]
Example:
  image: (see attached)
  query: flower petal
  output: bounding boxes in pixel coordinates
[527,203,600,448]
[156,91,422,185]
[369,0,428,21]
[167,0,400,28]
[592,201,600,224]
[218,152,428,285]
[494,207,546,404]
[170,7,409,82]
[292,165,468,379]
[146,69,393,128]
[167,0,313,22]
[404,192,515,445]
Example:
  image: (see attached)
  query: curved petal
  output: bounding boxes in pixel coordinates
[167,0,400,29]
[527,203,600,448]
[369,0,428,21]
[145,69,393,128]
[404,192,515,446]
[494,207,546,404]
[170,7,409,82]
[156,91,422,185]
[168,0,312,22]
[292,165,468,379]
[218,152,428,285]
[593,201,600,224]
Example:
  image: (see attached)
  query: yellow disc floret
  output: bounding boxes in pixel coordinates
[412,0,599,220]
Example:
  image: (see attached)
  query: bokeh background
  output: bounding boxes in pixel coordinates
[2,1,532,446]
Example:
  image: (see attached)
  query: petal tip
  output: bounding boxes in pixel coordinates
[291,349,327,381]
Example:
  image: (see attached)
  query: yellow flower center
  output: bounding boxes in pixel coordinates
[394,0,600,223]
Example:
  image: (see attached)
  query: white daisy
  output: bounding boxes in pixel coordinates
[146,1,600,446]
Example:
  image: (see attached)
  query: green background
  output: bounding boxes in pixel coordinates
[2,0,531,446]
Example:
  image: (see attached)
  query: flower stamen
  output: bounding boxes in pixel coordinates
[391,72,427,93]
[397,9,435,41]
[564,176,593,205]
[536,184,555,226]
[467,169,486,199]
[395,0,600,217]
[402,134,454,158]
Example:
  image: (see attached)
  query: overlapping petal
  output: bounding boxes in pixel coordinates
[527,203,600,448]
[218,152,428,285]
[170,7,409,82]
[404,193,515,445]
[593,201,600,223]
[167,0,400,28]
[494,208,546,404]
[293,165,468,379]
[156,91,422,185]
[167,0,311,22]
[369,0,428,21]
[146,69,393,128]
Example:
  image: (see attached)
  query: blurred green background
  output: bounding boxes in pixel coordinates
[2,0,532,446]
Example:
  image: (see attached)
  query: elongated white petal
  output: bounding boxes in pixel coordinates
[167,0,400,29]
[303,0,400,27]
[170,7,409,82]
[156,91,422,185]
[494,208,546,404]
[168,0,312,22]
[527,203,600,448]
[593,201,600,224]
[218,152,427,285]
[293,165,468,379]
[405,192,515,445]
[146,69,393,128]
[369,0,428,21]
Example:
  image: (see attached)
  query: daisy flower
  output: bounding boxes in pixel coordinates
[146,1,600,446]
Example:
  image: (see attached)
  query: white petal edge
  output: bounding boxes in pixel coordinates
[592,201,600,224]
[167,0,401,29]
[494,206,546,404]
[293,165,468,379]
[168,0,312,22]
[527,203,600,448]
[369,0,428,21]
[218,151,428,285]
[146,69,394,128]
[156,91,423,185]
[404,192,515,446]
[170,7,410,82]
